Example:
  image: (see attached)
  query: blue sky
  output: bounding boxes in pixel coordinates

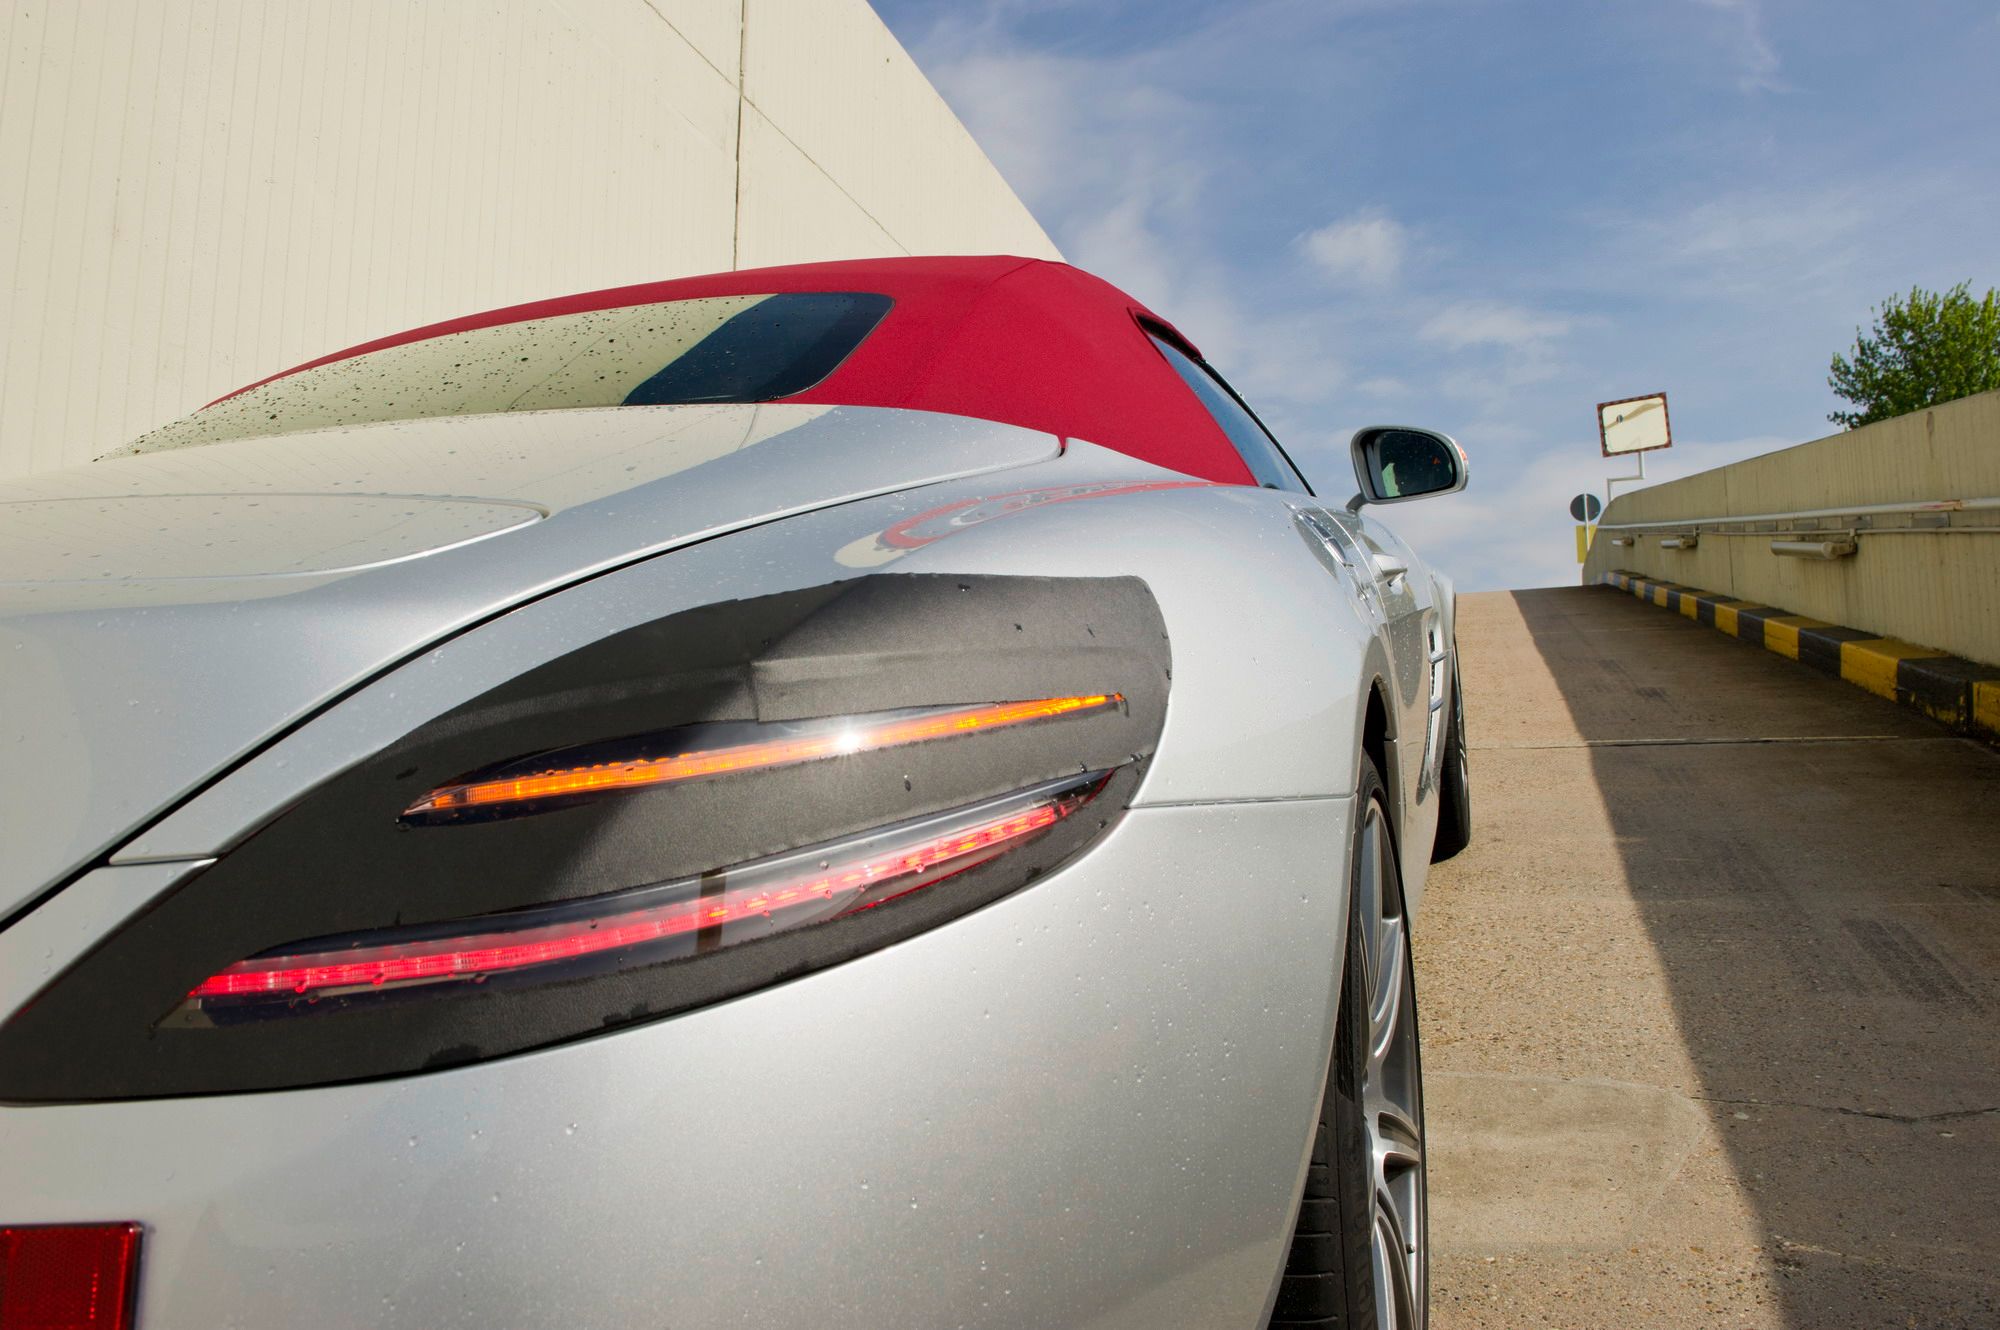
[874,0,2000,590]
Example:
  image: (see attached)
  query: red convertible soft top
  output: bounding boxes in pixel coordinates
[220,256,1257,486]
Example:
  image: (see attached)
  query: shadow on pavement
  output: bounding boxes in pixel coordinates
[1507,586,2000,1326]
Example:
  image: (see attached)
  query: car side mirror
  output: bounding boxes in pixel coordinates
[1347,426,1468,509]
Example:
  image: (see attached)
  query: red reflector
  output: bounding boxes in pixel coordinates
[0,1224,141,1330]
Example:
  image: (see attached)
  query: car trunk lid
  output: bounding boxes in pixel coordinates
[0,404,1057,915]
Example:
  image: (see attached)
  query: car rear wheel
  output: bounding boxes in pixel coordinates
[1270,757,1428,1329]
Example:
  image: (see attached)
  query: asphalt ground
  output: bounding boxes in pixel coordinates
[1419,587,2000,1329]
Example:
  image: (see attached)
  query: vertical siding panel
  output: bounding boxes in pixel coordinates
[161,6,211,436]
[378,0,405,326]
[362,0,383,319]
[168,0,210,414]
[185,4,232,441]
[40,0,103,471]
[201,1,250,422]
[417,1,446,319]
[312,0,352,368]
[248,0,279,380]
[132,0,165,433]
[2,2,57,472]
[0,0,21,451]
[71,4,137,465]
[296,0,332,374]
[99,2,158,457]
[0,0,1054,480]
[475,2,505,305]
[742,0,1055,261]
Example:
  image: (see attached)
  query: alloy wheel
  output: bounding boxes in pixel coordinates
[1353,800,1427,1329]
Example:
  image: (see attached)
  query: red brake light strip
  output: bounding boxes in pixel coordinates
[192,774,1104,1004]
[404,694,1121,818]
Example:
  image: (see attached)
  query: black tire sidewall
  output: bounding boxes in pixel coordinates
[1270,755,1403,1329]
[1431,663,1472,862]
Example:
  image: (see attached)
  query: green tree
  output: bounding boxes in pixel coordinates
[1827,283,2000,427]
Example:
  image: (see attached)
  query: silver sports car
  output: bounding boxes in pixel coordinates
[0,256,1469,1330]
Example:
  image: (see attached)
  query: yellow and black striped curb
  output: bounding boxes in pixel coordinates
[1600,571,2000,741]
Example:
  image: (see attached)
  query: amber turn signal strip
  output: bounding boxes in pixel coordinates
[404,694,1123,818]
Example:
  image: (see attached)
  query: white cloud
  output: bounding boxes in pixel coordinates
[906,11,1352,406]
[1653,188,1867,272]
[1419,301,1573,351]
[1582,182,1880,322]
[872,0,1981,596]
[905,36,1199,296]
[1302,211,1406,286]
[1690,0,1786,93]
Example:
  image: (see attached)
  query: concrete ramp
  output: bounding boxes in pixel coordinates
[1423,586,2000,1328]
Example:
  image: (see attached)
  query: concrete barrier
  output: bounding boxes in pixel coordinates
[1599,572,2000,741]
[1583,388,2000,667]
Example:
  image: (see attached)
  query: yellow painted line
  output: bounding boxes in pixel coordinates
[1839,638,1949,701]
[1679,594,1700,619]
[1651,584,1669,607]
[1760,615,1830,660]
[1975,681,2000,740]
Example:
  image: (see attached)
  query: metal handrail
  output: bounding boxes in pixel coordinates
[1598,496,2000,532]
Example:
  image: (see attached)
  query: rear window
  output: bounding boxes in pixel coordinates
[118,291,893,455]
[1145,332,1308,492]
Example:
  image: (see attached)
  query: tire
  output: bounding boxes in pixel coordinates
[1430,662,1471,863]
[1270,756,1428,1329]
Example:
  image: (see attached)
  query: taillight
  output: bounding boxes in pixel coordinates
[0,574,1170,1100]
[0,1224,141,1330]
[189,772,1106,1013]
[402,695,1122,823]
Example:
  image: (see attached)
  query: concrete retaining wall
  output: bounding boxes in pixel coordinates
[1583,389,2000,666]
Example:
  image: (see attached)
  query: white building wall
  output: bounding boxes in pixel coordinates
[0,0,1058,480]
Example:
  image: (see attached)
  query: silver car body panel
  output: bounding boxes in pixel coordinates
[0,492,544,580]
[1,802,1347,1330]
[0,861,212,1020]
[112,446,1422,888]
[0,405,1058,915]
[1,410,1456,1327]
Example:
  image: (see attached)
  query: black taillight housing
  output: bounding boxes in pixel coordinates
[0,575,1169,1100]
